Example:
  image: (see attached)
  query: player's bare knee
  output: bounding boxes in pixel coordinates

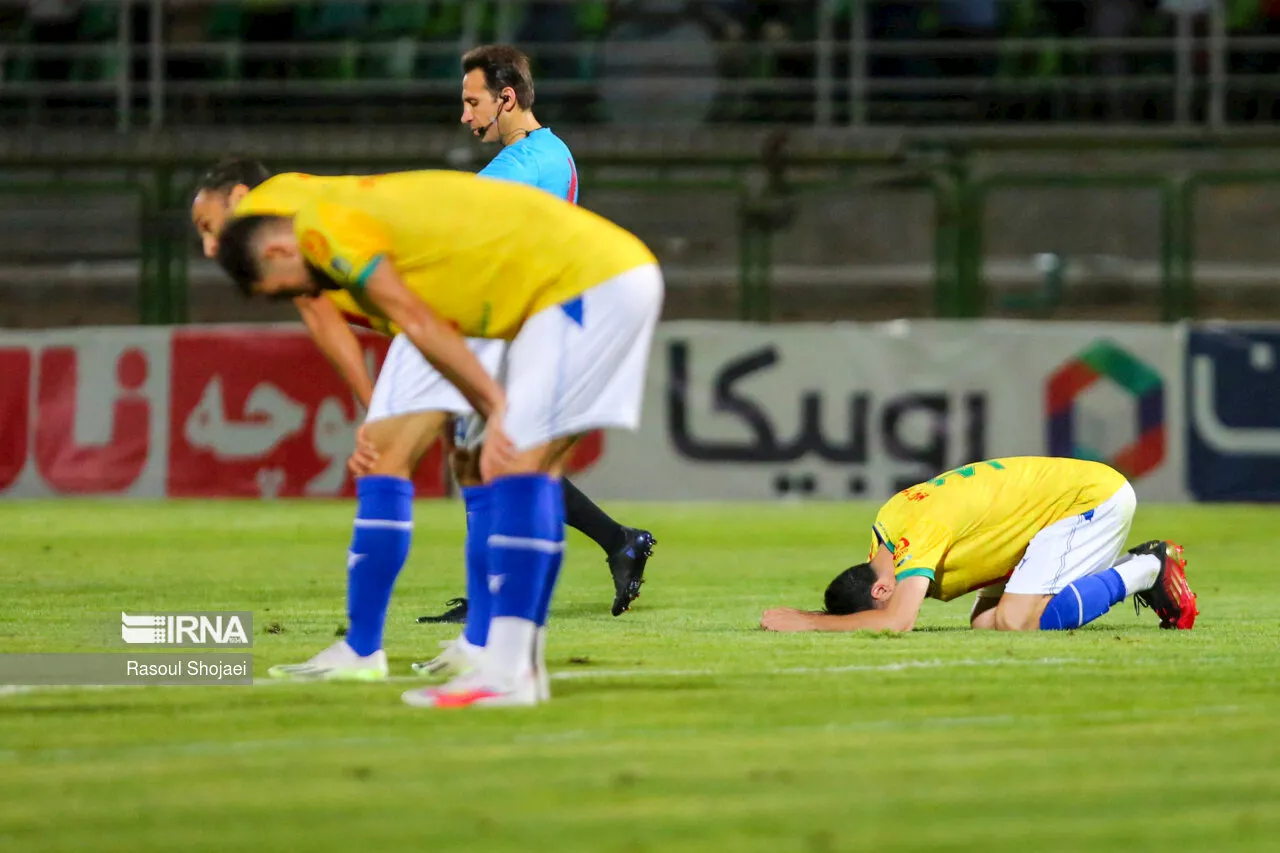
[363,411,448,480]
[365,448,415,480]
[970,593,1001,630]
[993,607,1040,632]
[485,450,548,479]
[991,591,1052,632]
[971,607,999,631]
[485,436,577,480]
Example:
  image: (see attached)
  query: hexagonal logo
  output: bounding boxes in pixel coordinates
[1046,340,1165,478]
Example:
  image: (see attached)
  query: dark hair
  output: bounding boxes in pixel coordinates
[215,214,282,297]
[824,564,879,615]
[462,44,535,109]
[196,157,271,195]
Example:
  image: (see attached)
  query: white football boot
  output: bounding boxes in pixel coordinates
[401,667,538,709]
[411,634,484,679]
[267,641,388,682]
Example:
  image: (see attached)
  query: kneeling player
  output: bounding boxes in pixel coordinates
[761,456,1198,634]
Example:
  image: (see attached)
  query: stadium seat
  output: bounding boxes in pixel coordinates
[1,16,33,83]
[295,2,369,80]
[359,1,499,81]
[204,3,246,81]
[362,0,432,80]
[68,4,120,83]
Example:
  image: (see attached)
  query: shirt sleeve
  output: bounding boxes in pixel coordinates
[293,200,392,289]
[888,519,953,583]
[868,516,952,583]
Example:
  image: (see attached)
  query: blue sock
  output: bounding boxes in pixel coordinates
[345,475,414,656]
[1040,568,1127,631]
[461,484,493,648]
[533,495,565,627]
[487,474,564,625]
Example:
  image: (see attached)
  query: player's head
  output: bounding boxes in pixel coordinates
[215,214,323,301]
[461,44,534,143]
[190,157,271,258]
[824,560,895,615]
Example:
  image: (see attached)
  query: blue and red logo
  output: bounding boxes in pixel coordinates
[1046,340,1165,479]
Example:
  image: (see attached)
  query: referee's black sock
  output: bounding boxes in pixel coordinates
[562,477,628,557]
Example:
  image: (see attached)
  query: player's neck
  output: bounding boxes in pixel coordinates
[500,112,542,147]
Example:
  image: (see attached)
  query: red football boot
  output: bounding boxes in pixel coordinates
[1131,540,1198,630]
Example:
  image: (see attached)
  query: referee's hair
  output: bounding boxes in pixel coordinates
[462,44,535,109]
[824,564,879,615]
[196,157,271,195]
[215,215,280,298]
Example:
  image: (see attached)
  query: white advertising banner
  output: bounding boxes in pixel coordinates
[575,320,1189,503]
[2,320,1189,503]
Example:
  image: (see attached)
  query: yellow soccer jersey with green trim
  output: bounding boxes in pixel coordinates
[288,170,656,340]
[235,173,395,335]
[868,456,1129,601]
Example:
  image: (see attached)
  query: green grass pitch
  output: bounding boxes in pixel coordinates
[0,500,1277,853]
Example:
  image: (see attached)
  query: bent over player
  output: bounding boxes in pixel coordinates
[193,161,652,683]
[761,456,1197,634]
[191,50,657,678]
[216,169,664,707]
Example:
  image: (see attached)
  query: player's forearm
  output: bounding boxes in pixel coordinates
[761,607,912,633]
[295,296,375,409]
[814,610,911,633]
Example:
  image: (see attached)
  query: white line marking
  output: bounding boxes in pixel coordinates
[555,656,1096,680]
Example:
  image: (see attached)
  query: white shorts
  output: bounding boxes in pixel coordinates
[1000,482,1137,596]
[366,334,506,424]
[503,263,664,450]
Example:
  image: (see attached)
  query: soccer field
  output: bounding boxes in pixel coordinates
[1,500,1277,853]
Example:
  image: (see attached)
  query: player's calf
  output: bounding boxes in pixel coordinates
[992,594,1048,631]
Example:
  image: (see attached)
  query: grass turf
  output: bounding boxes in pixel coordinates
[0,500,1276,853]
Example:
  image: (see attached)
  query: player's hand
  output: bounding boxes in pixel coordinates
[761,608,819,632]
[348,424,379,477]
[479,402,517,482]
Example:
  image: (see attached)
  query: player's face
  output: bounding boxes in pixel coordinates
[461,69,501,143]
[190,185,250,258]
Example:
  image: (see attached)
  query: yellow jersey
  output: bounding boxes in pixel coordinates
[869,457,1129,602]
[287,170,657,340]
[235,173,395,335]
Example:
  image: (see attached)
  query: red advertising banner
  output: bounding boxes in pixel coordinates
[0,347,31,492]
[0,326,446,499]
[0,330,171,497]
[168,328,443,498]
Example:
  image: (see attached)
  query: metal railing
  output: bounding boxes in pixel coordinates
[0,1,1272,130]
[3,139,1280,327]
